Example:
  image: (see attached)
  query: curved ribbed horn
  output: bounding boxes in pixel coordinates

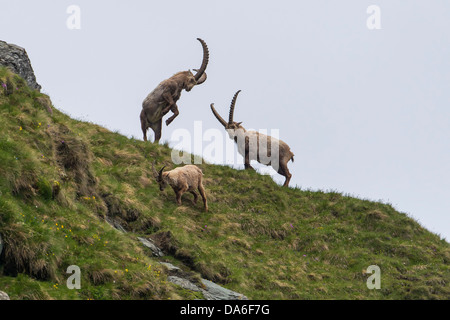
[210,103,227,128]
[228,90,241,124]
[193,69,207,85]
[152,161,158,178]
[158,166,166,179]
[194,38,209,82]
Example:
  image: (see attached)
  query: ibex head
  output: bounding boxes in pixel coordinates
[210,90,245,138]
[152,162,167,191]
[184,38,209,92]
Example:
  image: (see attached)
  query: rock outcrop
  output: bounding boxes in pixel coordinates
[137,237,164,257]
[162,262,248,300]
[0,40,41,91]
[136,235,248,300]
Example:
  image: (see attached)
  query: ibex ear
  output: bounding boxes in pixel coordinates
[237,122,243,126]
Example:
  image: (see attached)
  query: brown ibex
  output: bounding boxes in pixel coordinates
[152,163,208,211]
[140,38,209,143]
[210,90,295,187]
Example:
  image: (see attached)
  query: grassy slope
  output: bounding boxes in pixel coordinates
[0,68,448,300]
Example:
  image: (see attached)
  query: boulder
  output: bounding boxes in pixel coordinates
[0,40,41,91]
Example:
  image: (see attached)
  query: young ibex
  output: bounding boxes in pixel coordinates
[152,163,208,211]
[140,38,209,143]
[210,90,295,187]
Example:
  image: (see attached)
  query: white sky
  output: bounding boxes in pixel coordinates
[1,0,449,240]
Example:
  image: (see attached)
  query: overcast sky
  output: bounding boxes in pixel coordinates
[1,0,449,240]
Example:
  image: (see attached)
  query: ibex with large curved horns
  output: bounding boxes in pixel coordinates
[140,38,209,143]
[210,90,295,187]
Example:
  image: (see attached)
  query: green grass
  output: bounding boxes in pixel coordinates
[0,67,448,300]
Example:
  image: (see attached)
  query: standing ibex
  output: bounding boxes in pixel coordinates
[210,90,295,187]
[140,38,209,143]
[152,163,208,211]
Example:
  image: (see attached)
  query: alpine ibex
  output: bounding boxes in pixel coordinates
[210,90,295,187]
[140,38,209,143]
[152,163,208,211]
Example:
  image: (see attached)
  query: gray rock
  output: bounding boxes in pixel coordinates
[166,276,214,300]
[105,216,127,233]
[200,279,248,300]
[137,237,164,257]
[0,40,41,91]
[159,262,182,274]
[167,276,203,293]
[0,291,10,300]
[138,238,248,300]
[166,272,248,300]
